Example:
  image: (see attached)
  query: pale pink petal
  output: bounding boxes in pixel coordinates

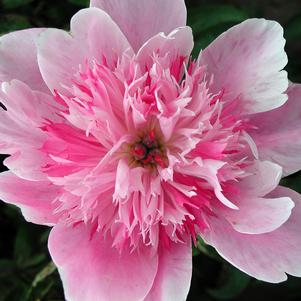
[113,159,130,200]
[0,108,44,150]
[202,19,288,114]
[70,8,133,61]
[237,161,283,197]
[48,223,158,301]
[1,80,62,125]
[144,240,192,301]
[0,80,62,180]
[219,195,294,234]
[37,8,132,94]
[3,150,47,181]
[90,0,187,52]
[249,84,301,176]
[203,186,301,283]
[0,171,59,225]
[0,29,49,93]
[217,161,293,234]
[137,27,193,69]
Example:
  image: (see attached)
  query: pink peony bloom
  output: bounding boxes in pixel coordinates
[1,0,301,300]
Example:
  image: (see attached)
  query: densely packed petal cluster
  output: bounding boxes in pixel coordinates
[1,1,301,300]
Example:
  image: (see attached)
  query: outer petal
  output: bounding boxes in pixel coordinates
[90,0,187,52]
[219,195,294,234]
[48,223,158,301]
[217,161,293,234]
[201,19,288,114]
[203,186,301,283]
[0,80,62,180]
[0,29,49,93]
[235,161,282,197]
[1,80,62,126]
[144,240,192,301]
[0,171,59,225]
[3,150,47,181]
[249,84,301,176]
[37,8,133,94]
[0,108,44,150]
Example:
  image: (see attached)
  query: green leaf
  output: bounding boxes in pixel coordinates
[33,280,55,300]
[2,0,34,9]
[13,227,33,265]
[5,286,28,301]
[188,4,250,35]
[32,262,57,288]
[0,260,15,278]
[192,245,201,256]
[192,22,240,56]
[0,285,16,301]
[67,0,89,6]
[188,4,251,55]
[21,254,47,269]
[285,14,301,42]
[40,228,51,244]
[208,264,251,300]
[0,15,31,34]
[25,262,57,300]
[196,236,222,261]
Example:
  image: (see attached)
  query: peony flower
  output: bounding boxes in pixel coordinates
[1,0,301,300]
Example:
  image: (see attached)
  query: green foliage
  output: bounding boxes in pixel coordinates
[285,14,301,82]
[0,205,63,300]
[285,14,301,42]
[0,1,301,300]
[0,14,30,34]
[68,0,89,6]
[208,265,251,300]
[2,0,34,9]
[195,237,221,261]
[187,5,252,56]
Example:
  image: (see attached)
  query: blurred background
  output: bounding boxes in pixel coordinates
[0,0,301,300]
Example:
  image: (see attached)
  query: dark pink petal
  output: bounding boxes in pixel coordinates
[203,186,301,282]
[48,223,158,301]
[249,84,301,176]
[0,172,59,225]
[90,0,187,52]
[144,240,192,301]
[0,29,49,93]
[37,8,133,94]
[202,19,288,114]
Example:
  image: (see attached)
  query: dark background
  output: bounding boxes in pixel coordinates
[0,0,301,300]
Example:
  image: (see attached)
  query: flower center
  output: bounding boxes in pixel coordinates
[131,130,168,168]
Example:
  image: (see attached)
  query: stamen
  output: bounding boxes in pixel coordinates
[130,130,168,168]
[132,143,147,160]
